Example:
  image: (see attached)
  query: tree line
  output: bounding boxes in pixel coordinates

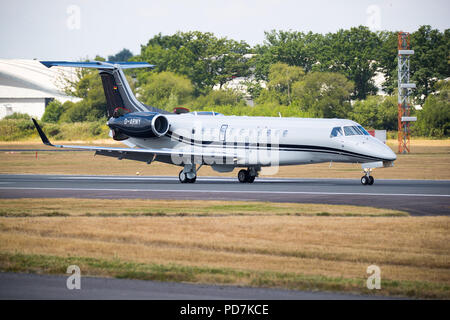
[41,25,449,137]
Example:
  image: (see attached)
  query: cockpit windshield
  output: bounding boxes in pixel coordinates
[331,125,371,137]
[344,126,370,136]
[357,125,370,135]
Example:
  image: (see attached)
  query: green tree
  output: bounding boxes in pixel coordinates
[323,26,380,100]
[191,89,244,109]
[59,101,91,123]
[136,31,251,94]
[377,27,450,103]
[254,88,286,106]
[410,26,450,103]
[254,27,380,100]
[244,80,264,100]
[3,112,30,120]
[377,95,399,130]
[292,72,354,118]
[377,31,398,95]
[71,71,106,119]
[42,100,63,123]
[414,80,450,137]
[137,71,194,110]
[253,30,325,80]
[267,63,305,105]
[108,48,133,62]
[350,95,397,130]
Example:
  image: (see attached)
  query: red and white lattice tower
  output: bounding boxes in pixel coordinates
[397,32,416,154]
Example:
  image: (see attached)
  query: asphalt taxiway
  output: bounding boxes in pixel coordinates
[0,174,449,215]
[0,272,392,300]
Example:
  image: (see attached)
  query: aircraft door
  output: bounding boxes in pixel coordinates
[219,124,228,142]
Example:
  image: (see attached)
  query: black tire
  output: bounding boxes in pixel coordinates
[188,176,197,183]
[247,175,255,183]
[368,176,374,185]
[179,170,187,183]
[361,176,369,185]
[238,169,248,183]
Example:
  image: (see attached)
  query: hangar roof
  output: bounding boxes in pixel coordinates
[0,59,80,101]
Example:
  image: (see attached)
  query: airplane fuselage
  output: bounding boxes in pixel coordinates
[123,113,396,170]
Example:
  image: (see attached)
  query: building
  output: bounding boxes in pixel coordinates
[0,59,80,119]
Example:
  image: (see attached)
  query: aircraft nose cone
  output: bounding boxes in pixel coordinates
[363,139,397,161]
[383,145,397,161]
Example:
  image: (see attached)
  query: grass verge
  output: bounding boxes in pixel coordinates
[0,199,447,299]
[1,252,448,299]
[0,198,408,217]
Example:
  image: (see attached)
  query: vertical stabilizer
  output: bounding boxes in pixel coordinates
[40,61,170,117]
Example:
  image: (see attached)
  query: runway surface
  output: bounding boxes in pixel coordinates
[0,174,449,215]
[0,272,391,300]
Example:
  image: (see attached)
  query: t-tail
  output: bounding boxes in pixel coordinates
[40,61,169,117]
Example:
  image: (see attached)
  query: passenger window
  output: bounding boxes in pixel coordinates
[282,130,288,137]
[330,127,343,138]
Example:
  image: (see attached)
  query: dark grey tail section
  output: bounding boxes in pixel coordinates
[40,61,170,117]
[99,71,127,118]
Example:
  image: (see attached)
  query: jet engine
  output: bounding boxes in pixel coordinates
[107,112,169,140]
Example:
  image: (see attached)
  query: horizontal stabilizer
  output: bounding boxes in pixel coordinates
[40,61,154,69]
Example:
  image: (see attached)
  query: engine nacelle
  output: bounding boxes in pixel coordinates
[107,112,169,140]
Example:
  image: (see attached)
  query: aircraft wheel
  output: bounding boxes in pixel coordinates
[368,176,374,185]
[361,176,369,185]
[179,170,188,183]
[238,169,249,183]
[247,175,255,183]
[187,176,197,183]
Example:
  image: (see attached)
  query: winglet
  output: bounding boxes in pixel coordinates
[32,118,52,146]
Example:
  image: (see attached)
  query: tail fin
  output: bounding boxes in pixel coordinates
[40,61,169,117]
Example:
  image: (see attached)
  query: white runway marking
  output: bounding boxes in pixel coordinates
[41,175,450,183]
[0,186,449,198]
[52,176,313,183]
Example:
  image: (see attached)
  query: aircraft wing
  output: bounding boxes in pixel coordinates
[32,119,239,163]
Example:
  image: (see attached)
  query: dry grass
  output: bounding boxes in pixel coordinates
[0,139,449,179]
[0,198,448,298]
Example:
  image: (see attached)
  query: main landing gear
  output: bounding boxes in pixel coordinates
[238,167,258,183]
[361,168,374,185]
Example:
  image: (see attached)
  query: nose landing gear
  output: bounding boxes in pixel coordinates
[179,164,198,183]
[361,168,374,185]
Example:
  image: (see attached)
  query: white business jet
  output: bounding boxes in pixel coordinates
[32,61,396,185]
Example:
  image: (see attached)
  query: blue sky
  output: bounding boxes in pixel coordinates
[1,0,448,60]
